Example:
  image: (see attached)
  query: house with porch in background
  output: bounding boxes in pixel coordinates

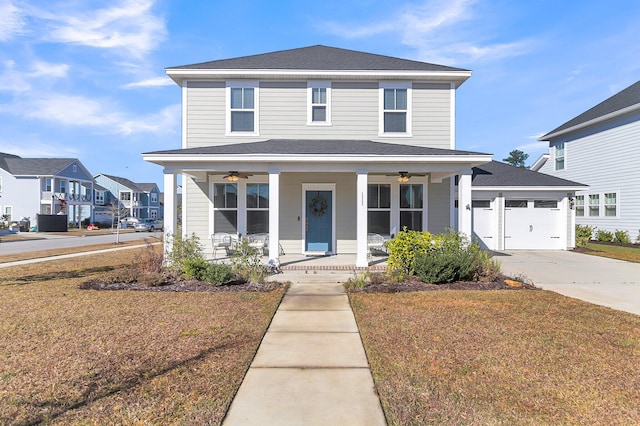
[143,45,583,267]
[0,152,94,227]
[93,174,162,224]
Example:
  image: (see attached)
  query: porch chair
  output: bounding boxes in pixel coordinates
[367,233,387,260]
[211,232,232,259]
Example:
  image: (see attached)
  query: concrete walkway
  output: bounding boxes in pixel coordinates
[499,250,640,316]
[223,274,386,425]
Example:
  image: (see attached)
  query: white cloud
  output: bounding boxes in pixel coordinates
[0,0,25,41]
[28,0,166,59]
[117,104,180,135]
[124,76,174,88]
[0,59,68,92]
[515,141,548,154]
[0,139,80,158]
[323,0,530,65]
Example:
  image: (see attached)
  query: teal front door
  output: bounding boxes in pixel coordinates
[305,190,332,252]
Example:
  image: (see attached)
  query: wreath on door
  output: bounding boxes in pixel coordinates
[309,196,328,217]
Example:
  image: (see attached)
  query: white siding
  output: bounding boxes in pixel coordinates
[541,114,640,240]
[0,170,41,221]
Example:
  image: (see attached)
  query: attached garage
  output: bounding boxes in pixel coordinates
[463,161,587,250]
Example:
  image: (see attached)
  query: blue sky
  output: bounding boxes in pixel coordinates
[1,0,639,189]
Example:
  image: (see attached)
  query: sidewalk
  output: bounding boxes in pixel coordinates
[223,274,387,425]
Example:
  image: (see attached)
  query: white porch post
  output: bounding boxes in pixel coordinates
[457,169,473,239]
[163,169,177,257]
[268,169,280,261]
[356,169,368,268]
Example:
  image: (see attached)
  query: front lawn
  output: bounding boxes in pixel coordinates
[350,290,640,425]
[0,248,284,425]
[581,241,640,263]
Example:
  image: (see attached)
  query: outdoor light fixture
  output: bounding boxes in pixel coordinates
[397,172,410,182]
[224,171,249,182]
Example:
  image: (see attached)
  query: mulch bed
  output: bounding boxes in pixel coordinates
[352,274,538,293]
[79,279,285,293]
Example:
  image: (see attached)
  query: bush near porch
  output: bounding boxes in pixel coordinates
[385,229,499,284]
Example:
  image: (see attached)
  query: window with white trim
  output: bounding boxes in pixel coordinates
[227,82,258,134]
[575,195,584,217]
[367,184,391,235]
[555,143,565,170]
[214,183,238,233]
[588,194,599,216]
[246,183,269,234]
[308,82,331,124]
[95,191,104,205]
[604,193,617,217]
[399,184,423,231]
[380,83,411,135]
[151,210,158,219]
[4,206,12,222]
[59,180,66,193]
[151,193,158,203]
[44,178,52,192]
[120,192,131,201]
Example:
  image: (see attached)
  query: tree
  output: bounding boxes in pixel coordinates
[503,149,529,167]
[107,198,128,244]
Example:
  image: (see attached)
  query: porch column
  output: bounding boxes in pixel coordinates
[356,169,368,268]
[457,169,473,239]
[268,169,280,261]
[163,168,177,257]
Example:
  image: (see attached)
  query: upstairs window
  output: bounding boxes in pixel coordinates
[380,83,411,135]
[59,180,66,193]
[307,82,331,125]
[555,143,565,170]
[151,193,158,203]
[227,82,258,134]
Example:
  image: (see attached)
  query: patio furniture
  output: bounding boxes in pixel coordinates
[246,233,269,255]
[367,233,387,260]
[211,232,232,259]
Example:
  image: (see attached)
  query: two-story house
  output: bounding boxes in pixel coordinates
[0,152,94,226]
[94,174,162,223]
[144,45,583,266]
[533,80,640,241]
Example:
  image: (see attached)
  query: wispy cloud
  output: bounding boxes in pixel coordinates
[516,141,548,153]
[1,92,179,136]
[26,0,166,59]
[0,138,80,158]
[124,76,174,88]
[0,59,69,92]
[323,0,531,65]
[0,0,25,41]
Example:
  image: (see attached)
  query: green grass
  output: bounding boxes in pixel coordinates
[583,242,640,263]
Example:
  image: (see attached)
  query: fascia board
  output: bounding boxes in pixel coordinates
[540,103,640,141]
[472,185,588,192]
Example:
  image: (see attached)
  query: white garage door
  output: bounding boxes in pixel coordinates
[504,199,562,249]
[472,200,495,250]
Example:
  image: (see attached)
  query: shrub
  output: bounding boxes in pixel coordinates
[385,228,439,274]
[182,257,211,280]
[165,233,205,273]
[575,225,594,247]
[230,239,267,284]
[412,232,482,284]
[201,263,234,286]
[613,230,631,244]
[596,229,614,242]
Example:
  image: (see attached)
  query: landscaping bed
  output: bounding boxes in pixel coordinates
[79,278,283,292]
[349,273,537,293]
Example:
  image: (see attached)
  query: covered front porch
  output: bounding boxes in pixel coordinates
[143,140,492,267]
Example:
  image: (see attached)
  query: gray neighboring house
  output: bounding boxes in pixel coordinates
[0,152,94,226]
[94,174,162,222]
[143,45,584,265]
[533,80,640,241]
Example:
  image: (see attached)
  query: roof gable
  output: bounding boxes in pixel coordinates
[542,80,640,139]
[0,157,78,176]
[169,45,468,73]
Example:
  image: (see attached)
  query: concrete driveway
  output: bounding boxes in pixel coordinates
[498,250,640,316]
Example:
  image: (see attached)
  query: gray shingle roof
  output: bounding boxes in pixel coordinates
[136,183,157,192]
[144,139,489,157]
[100,174,144,192]
[472,161,586,187]
[542,80,640,139]
[0,157,77,176]
[168,45,468,72]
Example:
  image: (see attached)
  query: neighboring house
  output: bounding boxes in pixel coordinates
[0,152,94,225]
[94,174,162,221]
[143,45,582,266]
[533,80,640,241]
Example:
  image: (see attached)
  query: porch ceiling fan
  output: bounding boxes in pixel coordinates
[385,171,426,182]
[223,171,251,182]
